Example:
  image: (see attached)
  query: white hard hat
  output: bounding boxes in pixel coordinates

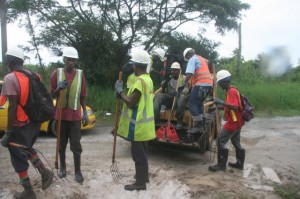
[216,70,231,83]
[170,62,181,70]
[6,47,24,60]
[183,48,194,61]
[62,47,79,59]
[130,48,151,64]
[152,48,166,61]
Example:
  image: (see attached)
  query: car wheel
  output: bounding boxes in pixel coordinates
[50,120,57,137]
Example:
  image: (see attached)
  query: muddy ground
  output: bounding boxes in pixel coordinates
[0,117,300,199]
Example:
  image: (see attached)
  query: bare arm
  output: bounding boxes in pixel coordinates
[7,95,18,130]
[120,89,141,109]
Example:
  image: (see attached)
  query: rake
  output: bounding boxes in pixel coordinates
[110,71,122,183]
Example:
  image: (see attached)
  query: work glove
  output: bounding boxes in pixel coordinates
[213,98,225,105]
[181,87,189,95]
[1,129,13,148]
[57,80,67,90]
[114,91,121,99]
[168,90,178,97]
[115,80,124,94]
[82,110,89,127]
[208,106,216,113]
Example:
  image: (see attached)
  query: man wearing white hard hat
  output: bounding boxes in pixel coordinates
[208,70,245,172]
[115,48,155,191]
[50,46,89,183]
[153,62,187,129]
[1,47,53,198]
[182,48,213,133]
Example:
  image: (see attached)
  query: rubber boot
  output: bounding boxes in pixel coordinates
[74,155,84,183]
[58,152,66,178]
[208,148,229,172]
[176,120,183,130]
[134,164,149,183]
[14,181,36,199]
[189,115,204,134]
[125,165,147,191]
[41,167,54,190]
[229,149,245,170]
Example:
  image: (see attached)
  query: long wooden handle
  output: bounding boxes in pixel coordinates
[8,142,28,149]
[212,64,221,147]
[55,90,63,169]
[112,71,122,162]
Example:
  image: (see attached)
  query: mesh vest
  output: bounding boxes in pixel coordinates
[191,56,213,87]
[57,68,83,110]
[118,74,156,141]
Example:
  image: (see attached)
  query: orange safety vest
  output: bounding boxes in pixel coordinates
[13,71,30,122]
[191,56,213,87]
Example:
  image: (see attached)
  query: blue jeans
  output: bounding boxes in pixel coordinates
[219,128,242,150]
[189,85,212,116]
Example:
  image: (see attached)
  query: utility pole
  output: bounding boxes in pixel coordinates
[237,23,242,80]
[0,0,8,77]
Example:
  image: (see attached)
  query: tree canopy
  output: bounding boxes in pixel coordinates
[5,0,249,85]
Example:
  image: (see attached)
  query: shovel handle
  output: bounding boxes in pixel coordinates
[8,142,28,149]
[112,71,122,162]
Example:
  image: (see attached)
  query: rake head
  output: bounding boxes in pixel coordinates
[110,161,122,184]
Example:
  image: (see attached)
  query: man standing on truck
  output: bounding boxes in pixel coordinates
[115,48,156,191]
[208,70,245,172]
[182,48,213,133]
[50,46,89,183]
[1,47,53,198]
[153,62,188,129]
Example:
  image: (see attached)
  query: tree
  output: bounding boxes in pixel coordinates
[6,0,249,85]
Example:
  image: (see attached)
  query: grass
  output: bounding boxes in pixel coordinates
[273,183,300,199]
[86,81,300,118]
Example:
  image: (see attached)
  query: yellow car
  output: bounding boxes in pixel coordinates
[0,80,96,136]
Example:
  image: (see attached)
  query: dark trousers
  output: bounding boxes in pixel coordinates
[8,122,41,172]
[189,85,212,116]
[59,120,82,156]
[131,141,148,167]
[219,128,242,150]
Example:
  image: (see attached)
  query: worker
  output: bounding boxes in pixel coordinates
[50,46,89,183]
[124,48,165,88]
[147,48,166,74]
[208,70,245,172]
[153,62,188,129]
[1,47,53,198]
[115,48,156,191]
[182,48,213,133]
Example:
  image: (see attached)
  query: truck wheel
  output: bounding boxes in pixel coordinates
[50,120,57,137]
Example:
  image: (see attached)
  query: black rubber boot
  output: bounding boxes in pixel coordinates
[125,165,147,191]
[189,121,204,134]
[74,155,84,183]
[58,152,66,178]
[209,148,229,172]
[14,181,36,199]
[134,164,149,183]
[41,167,54,190]
[229,149,245,170]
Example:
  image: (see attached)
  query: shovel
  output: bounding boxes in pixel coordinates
[156,70,181,143]
[110,71,122,183]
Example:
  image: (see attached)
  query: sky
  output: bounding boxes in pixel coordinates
[1,0,300,67]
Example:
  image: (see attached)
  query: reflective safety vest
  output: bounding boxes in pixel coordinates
[191,56,213,87]
[13,71,30,122]
[118,74,156,141]
[57,68,83,110]
[168,74,184,91]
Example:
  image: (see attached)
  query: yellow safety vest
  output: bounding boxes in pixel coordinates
[57,68,83,110]
[118,74,156,141]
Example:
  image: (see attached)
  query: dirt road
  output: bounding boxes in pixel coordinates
[1,117,300,199]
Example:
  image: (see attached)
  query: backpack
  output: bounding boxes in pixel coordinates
[16,69,55,123]
[239,93,255,122]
